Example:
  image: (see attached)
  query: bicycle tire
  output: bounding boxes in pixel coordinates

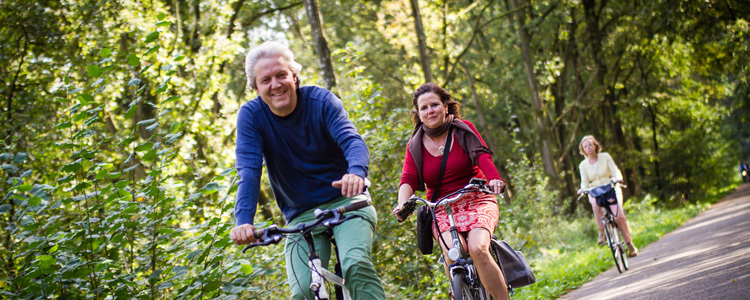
[619,243,629,270]
[452,273,475,300]
[616,228,629,271]
[605,220,625,273]
[611,221,629,272]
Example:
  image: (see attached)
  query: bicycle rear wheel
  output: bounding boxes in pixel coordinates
[452,273,475,300]
[605,220,625,273]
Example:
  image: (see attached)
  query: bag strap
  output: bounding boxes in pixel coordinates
[431,125,453,203]
[430,126,453,252]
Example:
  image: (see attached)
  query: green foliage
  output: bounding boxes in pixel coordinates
[1,0,747,299]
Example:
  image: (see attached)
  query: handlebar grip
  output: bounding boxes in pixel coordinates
[396,199,417,221]
[335,199,372,214]
[253,228,265,239]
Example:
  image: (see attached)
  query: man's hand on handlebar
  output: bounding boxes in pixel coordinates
[332,174,365,198]
[230,223,257,245]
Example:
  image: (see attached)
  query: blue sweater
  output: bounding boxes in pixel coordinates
[234,86,369,225]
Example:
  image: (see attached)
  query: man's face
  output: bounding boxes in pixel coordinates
[253,56,298,117]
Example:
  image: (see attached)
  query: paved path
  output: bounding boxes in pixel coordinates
[559,184,750,300]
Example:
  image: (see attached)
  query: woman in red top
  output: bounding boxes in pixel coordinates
[392,83,509,300]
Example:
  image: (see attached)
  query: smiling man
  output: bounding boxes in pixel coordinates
[230,41,385,300]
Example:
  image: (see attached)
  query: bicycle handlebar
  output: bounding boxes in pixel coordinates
[399,178,500,219]
[242,199,372,253]
[578,179,627,200]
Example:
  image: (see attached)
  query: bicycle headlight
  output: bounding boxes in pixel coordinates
[448,247,461,261]
[743,170,747,176]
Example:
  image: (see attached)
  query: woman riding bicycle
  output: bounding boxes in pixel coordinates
[577,135,638,257]
[392,83,509,300]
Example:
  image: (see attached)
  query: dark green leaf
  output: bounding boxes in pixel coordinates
[2,164,19,175]
[219,167,235,176]
[169,121,180,133]
[164,96,180,104]
[78,93,94,105]
[100,47,112,58]
[127,53,140,66]
[135,142,154,152]
[118,136,136,147]
[55,121,72,129]
[57,174,73,183]
[86,65,102,78]
[142,150,158,162]
[13,153,28,164]
[85,114,101,126]
[145,45,160,56]
[145,31,160,43]
[140,63,152,74]
[203,182,223,192]
[36,255,56,268]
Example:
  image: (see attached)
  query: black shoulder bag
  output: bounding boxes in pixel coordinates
[416,127,453,255]
[491,239,536,289]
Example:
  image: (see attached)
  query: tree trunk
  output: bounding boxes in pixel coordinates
[410,0,434,83]
[460,61,513,202]
[647,102,662,190]
[509,0,558,179]
[303,0,336,90]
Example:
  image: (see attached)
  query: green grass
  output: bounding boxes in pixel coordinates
[508,184,740,300]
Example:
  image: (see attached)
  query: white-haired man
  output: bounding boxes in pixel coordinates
[230,41,386,300]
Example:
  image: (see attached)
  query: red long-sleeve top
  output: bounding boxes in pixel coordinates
[400,120,501,200]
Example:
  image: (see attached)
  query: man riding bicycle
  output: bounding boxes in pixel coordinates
[229,41,386,300]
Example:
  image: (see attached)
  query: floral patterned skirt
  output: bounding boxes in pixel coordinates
[431,191,499,238]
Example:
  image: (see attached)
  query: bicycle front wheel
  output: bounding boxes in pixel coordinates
[616,229,629,271]
[452,273,475,300]
[605,221,625,273]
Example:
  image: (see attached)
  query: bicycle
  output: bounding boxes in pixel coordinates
[579,180,629,273]
[397,177,507,300]
[242,199,372,300]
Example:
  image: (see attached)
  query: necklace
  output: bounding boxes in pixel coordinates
[428,136,445,155]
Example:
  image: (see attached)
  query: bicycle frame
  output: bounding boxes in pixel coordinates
[242,199,371,300]
[302,232,351,300]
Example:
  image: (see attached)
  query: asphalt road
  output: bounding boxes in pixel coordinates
[559,184,750,300]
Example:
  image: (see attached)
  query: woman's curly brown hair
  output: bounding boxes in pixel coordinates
[411,82,461,126]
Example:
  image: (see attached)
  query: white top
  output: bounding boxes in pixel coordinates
[579,152,623,190]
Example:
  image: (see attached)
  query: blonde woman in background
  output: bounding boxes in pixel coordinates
[577,135,639,257]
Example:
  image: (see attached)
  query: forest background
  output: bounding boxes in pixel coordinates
[1,0,749,299]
